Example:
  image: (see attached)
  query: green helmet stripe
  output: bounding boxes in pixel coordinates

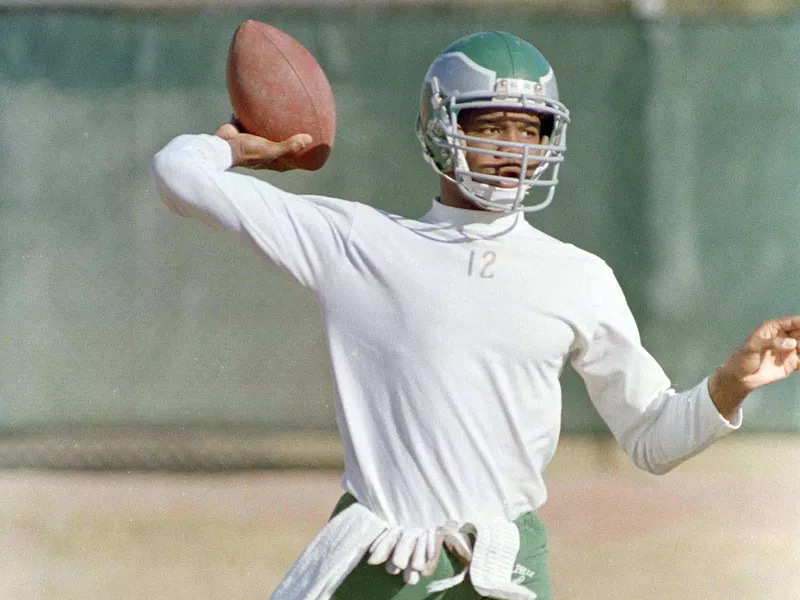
[443,31,552,83]
[497,32,520,77]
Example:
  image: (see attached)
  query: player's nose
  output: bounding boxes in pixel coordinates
[504,137,526,158]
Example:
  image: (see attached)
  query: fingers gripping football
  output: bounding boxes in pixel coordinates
[214,121,312,171]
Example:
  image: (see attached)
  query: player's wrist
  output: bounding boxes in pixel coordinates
[708,366,749,420]
[225,138,246,168]
[219,133,256,169]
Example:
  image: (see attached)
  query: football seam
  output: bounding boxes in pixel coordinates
[256,26,324,146]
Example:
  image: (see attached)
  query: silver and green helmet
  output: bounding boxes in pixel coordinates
[416,32,569,212]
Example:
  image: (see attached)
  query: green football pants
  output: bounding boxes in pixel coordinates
[329,494,552,600]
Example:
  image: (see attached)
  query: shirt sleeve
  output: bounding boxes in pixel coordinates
[570,261,742,475]
[149,134,356,294]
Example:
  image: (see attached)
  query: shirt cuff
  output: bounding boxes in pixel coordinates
[197,133,234,171]
[699,375,743,432]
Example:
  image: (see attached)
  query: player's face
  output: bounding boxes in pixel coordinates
[458,109,549,188]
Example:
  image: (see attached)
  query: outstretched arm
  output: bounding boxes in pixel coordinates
[574,260,798,475]
[709,316,800,419]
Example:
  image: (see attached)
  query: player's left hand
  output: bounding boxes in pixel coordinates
[709,316,800,418]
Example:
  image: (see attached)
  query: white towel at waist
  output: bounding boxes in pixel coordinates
[269,501,537,600]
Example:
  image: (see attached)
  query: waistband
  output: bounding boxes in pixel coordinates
[268,492,541,600]
[331,492,546,538]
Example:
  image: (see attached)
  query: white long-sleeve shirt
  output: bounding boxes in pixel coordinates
[151,134,741,529]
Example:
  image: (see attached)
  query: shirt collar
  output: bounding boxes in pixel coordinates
[419,198,526,238]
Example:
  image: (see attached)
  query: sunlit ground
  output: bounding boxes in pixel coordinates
[1,435,798,600]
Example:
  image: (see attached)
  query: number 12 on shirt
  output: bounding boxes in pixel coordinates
[468,249,497,279]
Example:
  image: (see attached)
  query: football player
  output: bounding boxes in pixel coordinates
[151,31,800,600]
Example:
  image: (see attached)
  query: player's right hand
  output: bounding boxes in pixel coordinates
[214,119,312,171]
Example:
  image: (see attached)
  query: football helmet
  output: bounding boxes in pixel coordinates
[416,32,569,212]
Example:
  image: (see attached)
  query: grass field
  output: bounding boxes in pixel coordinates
[1,435,798,599]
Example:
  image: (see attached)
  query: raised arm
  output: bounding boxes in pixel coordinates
[150,124,356,293]
[150,123,311,232]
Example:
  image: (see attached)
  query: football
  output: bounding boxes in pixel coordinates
[226,20,336,171]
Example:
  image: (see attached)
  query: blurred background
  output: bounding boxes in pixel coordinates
[1,0,799,599]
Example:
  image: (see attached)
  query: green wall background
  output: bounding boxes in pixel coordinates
[1,12,798,433]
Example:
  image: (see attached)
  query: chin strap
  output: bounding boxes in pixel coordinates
[460,179,556,213]
[459,176,531,212]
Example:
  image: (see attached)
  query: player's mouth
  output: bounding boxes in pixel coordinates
[494,165,532,187]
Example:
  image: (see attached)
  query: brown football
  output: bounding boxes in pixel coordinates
[226,20,336,171]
